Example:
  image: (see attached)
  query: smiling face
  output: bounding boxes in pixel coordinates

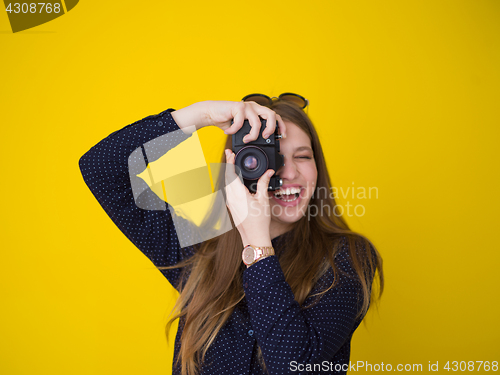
[267,121,318,238]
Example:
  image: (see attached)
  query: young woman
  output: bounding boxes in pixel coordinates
[79,95,384,375]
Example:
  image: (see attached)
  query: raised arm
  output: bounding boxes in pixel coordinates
[78,108,203,289]
[78,100,287,289]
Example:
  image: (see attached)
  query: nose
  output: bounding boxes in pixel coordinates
[276,156,299,182]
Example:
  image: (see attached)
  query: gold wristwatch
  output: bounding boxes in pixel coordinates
[242,245,275,266]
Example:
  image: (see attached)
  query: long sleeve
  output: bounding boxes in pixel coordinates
[242,237,368,374]
[78,109,195,290]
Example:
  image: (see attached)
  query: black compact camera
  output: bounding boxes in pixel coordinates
[231,118,284,193]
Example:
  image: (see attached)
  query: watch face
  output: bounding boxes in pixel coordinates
[243,247,255,265]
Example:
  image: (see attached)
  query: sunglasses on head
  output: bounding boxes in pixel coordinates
[241,92,309,110]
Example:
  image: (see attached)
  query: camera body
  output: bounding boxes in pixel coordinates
[231,118,284,193]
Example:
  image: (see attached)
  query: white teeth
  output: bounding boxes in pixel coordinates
[276,195,299,202]
[274,187,301,196]
[273,187,302,202]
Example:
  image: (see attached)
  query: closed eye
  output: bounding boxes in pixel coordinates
[296,156,312,159]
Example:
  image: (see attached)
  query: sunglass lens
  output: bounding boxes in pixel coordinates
[279,94,307,109]
[242,94,272,107]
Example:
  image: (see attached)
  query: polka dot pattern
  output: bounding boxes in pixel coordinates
[79,109,196,290]
[79,110,372,375]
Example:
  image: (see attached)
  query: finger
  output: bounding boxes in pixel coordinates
[255,169,275,203]
[225,148,234,164]
[276,114,287,139]
[257,110,277,139]
[243,110,262,143]
[224,149,237,186]
[225,148,250,226]
[224,110,245,135]
[225,149,245,187]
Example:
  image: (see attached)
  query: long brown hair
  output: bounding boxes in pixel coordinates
[159,101,384,375]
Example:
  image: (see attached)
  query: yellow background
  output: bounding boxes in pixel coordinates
[1,0,499,374]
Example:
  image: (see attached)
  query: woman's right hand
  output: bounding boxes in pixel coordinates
[172,100,287,142]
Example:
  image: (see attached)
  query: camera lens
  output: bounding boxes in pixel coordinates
[243,155,258,171]
[234,145,269,181]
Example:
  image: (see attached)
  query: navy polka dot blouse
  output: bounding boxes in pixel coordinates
[79,109,372,375]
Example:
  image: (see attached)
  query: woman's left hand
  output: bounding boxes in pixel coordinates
[224,149,274,247]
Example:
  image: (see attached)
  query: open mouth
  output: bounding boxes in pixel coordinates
[273,187,302,202]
